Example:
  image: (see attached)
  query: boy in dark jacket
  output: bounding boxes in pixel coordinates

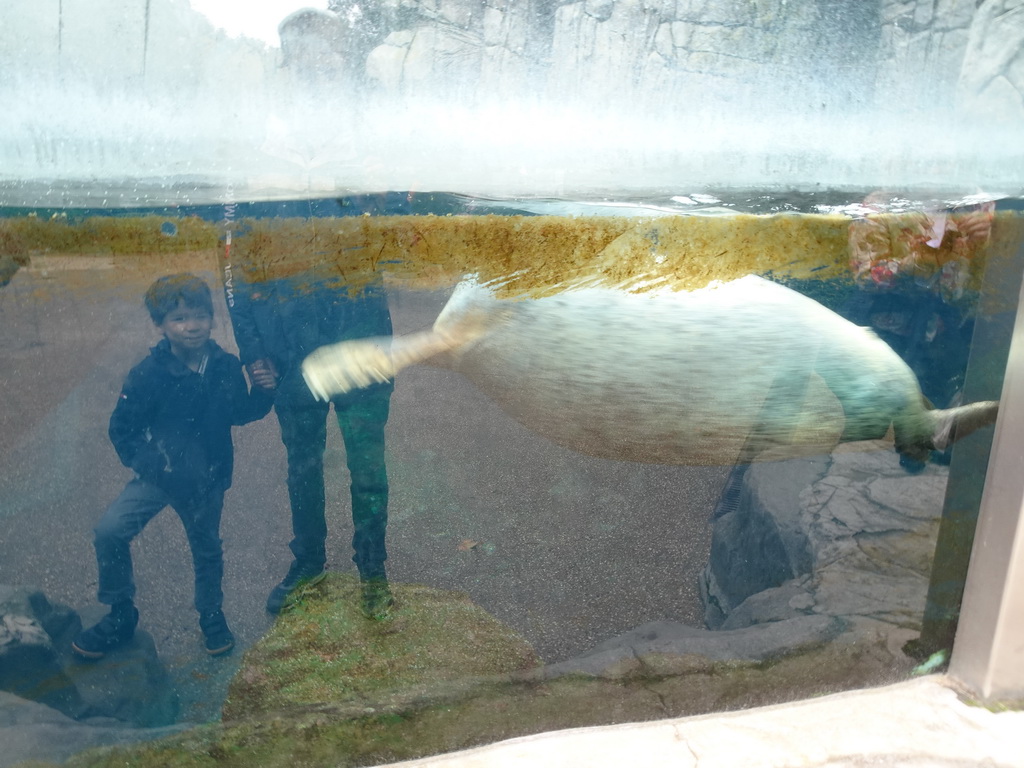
[72,274,272,659]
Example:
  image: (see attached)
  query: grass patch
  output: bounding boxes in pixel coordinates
[224,573,539,720]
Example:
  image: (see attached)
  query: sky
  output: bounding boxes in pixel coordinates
[187,0,328,46]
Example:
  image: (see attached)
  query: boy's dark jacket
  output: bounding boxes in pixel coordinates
[109,338,272,504]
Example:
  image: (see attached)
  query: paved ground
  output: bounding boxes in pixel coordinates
[381,676,1024,768]
[0,259,725,725]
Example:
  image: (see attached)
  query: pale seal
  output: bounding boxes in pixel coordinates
[302,275,998,467]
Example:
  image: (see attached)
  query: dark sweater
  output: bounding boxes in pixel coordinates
[108,339,272,503]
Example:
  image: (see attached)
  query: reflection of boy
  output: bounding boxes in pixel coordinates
[72,274,272,660]
[225,271,394,618]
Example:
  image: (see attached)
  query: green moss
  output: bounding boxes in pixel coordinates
[224,574,539,720]
[960,696,1024,713]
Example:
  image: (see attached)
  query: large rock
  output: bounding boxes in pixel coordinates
[0,586,178,728]
[63,605,179,728]
[538,614,844,681]
[956,0,1024,123]
[223,574,540,721]
[0,587,86,717]
[701,444,950,637]
[0,691,184,768]
[330,0,1023,123]
[700,458,823,628]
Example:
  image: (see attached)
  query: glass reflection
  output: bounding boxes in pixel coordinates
[224,266,394,618]
[0,197,1017,766]
[72,275,272,662]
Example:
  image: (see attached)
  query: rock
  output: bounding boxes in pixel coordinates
[0,586,178,728]
[584,0,615,23]
[342,0,1024,125]
[223,573,539,720]
[539,614,845,681]
[63,605,179,728]
[366,30,416,91]
[872,0,976,112]
[0,586,85,718]
[700,457,824,628]
[701,445,950,635]
[278,9,355,88]
[0,690,185,768]
[956,0,1024,123]
[719,576,816,631]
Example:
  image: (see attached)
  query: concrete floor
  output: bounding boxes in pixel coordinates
[381,676,1024,768]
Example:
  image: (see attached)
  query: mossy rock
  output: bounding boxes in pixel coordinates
[224,573,540,720]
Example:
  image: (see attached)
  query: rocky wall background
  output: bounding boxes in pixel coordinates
[3,0,1021,200]
[292,0,1024,122]
[4,0,1021,124]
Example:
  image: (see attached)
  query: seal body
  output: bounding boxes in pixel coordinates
[303,275,997,466]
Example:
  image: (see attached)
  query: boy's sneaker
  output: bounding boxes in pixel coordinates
[266,561,326,614]
[200,610,235,656]
[361,578,394,620]
[71,601,139,660]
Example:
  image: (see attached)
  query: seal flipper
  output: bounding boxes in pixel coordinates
[894,399,999,466]
[302,282,499,401]
[929,400,999,451]
[302,330,458,400]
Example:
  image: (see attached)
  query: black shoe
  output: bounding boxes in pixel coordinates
[266,562,326,614]
[200,610,235,656]
[71,601,139,660]
[361,578,394,620]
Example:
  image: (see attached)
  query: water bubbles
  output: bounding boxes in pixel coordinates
[671,193,722,206]
[690,193,723,204]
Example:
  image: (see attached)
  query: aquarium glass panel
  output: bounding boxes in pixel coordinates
[1,1,1023,766]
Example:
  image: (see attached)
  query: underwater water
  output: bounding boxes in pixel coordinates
[0,191,1021,766]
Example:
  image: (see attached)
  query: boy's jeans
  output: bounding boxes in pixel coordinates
[274,379,391,581]
[94,478,226,616]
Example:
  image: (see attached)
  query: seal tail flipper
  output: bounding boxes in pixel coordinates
[302,329,457,401]
[301,292,498,401]
[895,399,999,465]
[929,399,999,451]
